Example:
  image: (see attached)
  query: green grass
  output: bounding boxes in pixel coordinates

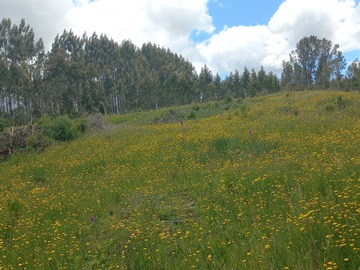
[0,91,359,269]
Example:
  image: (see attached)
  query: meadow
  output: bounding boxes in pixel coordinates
[0,91,359,269]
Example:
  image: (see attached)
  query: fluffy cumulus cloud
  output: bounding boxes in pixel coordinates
[197,25,290,74]
[0,0,213,57]
[199,0,360,74]
[0,0,73,47]
[67,0,213,63]
[269,0,360,51]
[0,0,359,75]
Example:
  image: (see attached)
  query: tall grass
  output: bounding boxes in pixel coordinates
[0,91,359,269]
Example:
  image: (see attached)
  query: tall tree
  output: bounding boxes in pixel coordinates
[198,64,213,101]
[281,60,293,90]
[213,73,223,101]
[283,36,346,90]
[240,67,250,98]
[0,18,43,121]
[346,59,360,90]
[247,69,259,97]
[257,66,267,93]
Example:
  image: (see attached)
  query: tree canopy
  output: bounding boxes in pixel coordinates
[0,18,358,124]
[281,36,347,90]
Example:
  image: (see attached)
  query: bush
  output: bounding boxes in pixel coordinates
[26,133,54,151]
[39,115,87,142]
[336,95,346,110]
[0,115,87,161]
[153,110,185,124]
[0,117,13,132]
[187,111,196,120]
[75,117,87,133]
[0,125,33,160]
[225,95,233,103]
[192,104,200,111]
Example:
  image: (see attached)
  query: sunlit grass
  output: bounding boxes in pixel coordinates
[0,91,359,269]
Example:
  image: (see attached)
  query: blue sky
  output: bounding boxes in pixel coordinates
[191,0,284,43]
[208,0,284,29]
[203,0,359,66]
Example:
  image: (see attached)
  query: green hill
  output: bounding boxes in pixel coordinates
[0,91,359,269]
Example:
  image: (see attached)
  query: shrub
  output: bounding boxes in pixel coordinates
[39,115,86,142]
[336,95,346,110]
[26,133,54,151]
[0,125,33,160]
[187,111,196,120]
[74,117,87,133]
[0,117,13,132]
[192,104,200,111]
[153,110,185,124]
[225,95,233,103]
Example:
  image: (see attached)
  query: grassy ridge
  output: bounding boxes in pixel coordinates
[0,91,359,269]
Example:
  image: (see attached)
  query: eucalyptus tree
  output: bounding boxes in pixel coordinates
[141,42,197,108]
[231,69,242,99]
[198,64,213,101]
[257,66,266,92]
[0,18,44,121]
[282,36,346,90]
[240,67,250,98]
[213,73,223,101]
[281,60,293,91]
[346,59,360,90]
[267,71,280,93]
[247,69,260,97]
[45,30,86,115]
[223,72,234,98]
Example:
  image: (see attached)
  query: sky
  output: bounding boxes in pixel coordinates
[0,0,359,76]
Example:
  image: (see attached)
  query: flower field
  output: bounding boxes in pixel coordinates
[0,91,359,269]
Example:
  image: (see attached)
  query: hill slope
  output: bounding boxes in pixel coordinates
[0,91,359,269]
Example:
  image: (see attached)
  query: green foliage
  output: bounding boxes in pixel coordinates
[336,95,346,110]
[192,104,200,111]
[38,115,86,142]
[239,105,249,117]
[156,109,185,123]
[25,133,54,151]
[6,194,27,219]
[31,168,47,184]
[0,117,13,132]
[186,111,196,120]
[325,95,347,112]
[282,35,346,90]
[74,117,88,133]
[225,95,233,103]
[0,91,360,269]
[0,126,31,160]
[0,18,285,121]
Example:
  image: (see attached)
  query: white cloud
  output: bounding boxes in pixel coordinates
[67,0,213,63]
[198,0,360,75]
[0,0,72,48]
[269,0,360,51]
[196,25,291,74]
[0,0,359,76]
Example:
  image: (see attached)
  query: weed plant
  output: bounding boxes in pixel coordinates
[0,91,359,269]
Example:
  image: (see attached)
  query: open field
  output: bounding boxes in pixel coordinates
[0,91,359,269]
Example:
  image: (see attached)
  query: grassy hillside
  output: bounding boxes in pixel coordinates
[0,91,359,269]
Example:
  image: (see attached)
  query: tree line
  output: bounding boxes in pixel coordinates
[281,35,359,91]
[0,18,359,124]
